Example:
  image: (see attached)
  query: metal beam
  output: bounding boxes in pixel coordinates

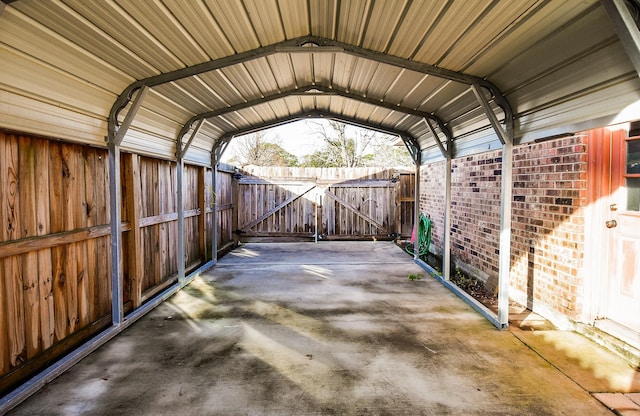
[177,119,204,159]
[602,0,640,77]
[217,112,421,165]
[300,37,513,136]
[470,84,514,329]
[217,110,416,144]
[214,110,420,167]
[401,135,420,164]
[212,110,422,168]
[215,136,233,159]
[424,118,449,158]
[0,0,15,15]
[112,86,149,146]
[176,84,448,144]
[470,83,510,145]
[112,35,506,151]
[106,86,149,327]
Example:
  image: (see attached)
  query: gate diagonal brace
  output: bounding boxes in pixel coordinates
[240,184,317,231]
[324,189,388,232]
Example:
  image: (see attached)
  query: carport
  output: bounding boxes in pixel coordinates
[7,242,639,415]
[1,0,640,412]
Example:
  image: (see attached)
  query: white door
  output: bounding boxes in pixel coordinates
[605,132,640,333]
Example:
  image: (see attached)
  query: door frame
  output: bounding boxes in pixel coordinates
[584,123,640,348]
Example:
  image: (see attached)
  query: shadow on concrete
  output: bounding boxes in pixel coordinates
[7,242,627,415]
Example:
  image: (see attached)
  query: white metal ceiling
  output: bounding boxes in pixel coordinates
[1,0,639,165]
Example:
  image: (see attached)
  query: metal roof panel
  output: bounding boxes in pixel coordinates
[386,0,449,58]
[10,1,154,80]
[203,0,261,52]
[308,0,337,38]
[0,0,637,164]
[113,0,210,66]
[412,0,495,64]
[162,0,235,59]
[277,0,310,39]
[243,0,286,46]
[60,0,184,73]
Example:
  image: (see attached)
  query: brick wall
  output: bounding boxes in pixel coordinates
[419,136,588,321]
[450,152,503,284]
[511,136,588,320]
[418,161,445,253]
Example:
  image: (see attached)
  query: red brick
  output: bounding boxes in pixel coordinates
[420,135,588,320]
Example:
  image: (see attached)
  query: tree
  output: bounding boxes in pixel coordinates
[368,141,414,167]
[299,120,412,168]
[227,131,298,166]
[300,120,375,167]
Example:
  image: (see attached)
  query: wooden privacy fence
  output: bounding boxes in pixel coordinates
[0,131,236,395]
[237,166,415,240]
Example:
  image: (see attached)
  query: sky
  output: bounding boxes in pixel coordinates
[220,119,326,162]
[220,118,400,163]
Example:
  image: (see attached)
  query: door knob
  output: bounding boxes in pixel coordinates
[605,220,617,228]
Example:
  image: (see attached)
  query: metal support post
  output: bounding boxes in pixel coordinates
[106,85,148,326]
[176,157,186,283]
[443,153,452,281]
[175,118,203,283]
[424,117,453,281]
[413,151,422,261]
[211,149,219,263]
[108,142,123,325]
[471,82,514,329]
[498,141,514,328]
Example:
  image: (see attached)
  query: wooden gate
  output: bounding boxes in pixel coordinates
[236,166,414,241]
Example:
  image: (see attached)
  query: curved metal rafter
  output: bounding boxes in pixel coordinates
[209,109,420,160]
[108,35,512,151]
[176,84,452,145]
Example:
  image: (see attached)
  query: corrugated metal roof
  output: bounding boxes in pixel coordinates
[0,0,638,165]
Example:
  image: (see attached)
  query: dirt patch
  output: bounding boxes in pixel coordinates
[399,243,498,313]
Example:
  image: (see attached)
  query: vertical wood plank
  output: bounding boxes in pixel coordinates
[4,134,26,366]
[124,153,143,308]
[76,148,89,328]
[159,220,168,283]
[19,136,42,359]
[95,149,110,318]
[5,256,25,367]
[83,148,98,322]
[48,143,67,341]
[231,170,239,250]
[0,257,7,374]
[34,138,54,350]
[61,144,78,334]
[0,134,10,372]
[168,162,177,275]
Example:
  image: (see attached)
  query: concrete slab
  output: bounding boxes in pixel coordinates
[592,393,640,414]
[6,242,621,415]
[512,330,640,393]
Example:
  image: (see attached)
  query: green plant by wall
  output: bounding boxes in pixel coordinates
[408,273,423,281]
